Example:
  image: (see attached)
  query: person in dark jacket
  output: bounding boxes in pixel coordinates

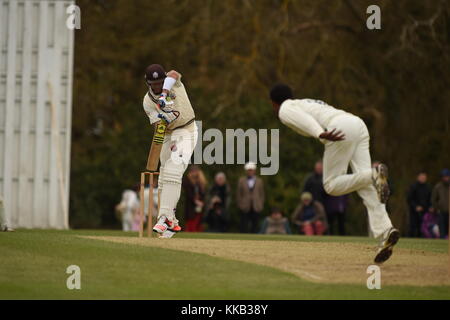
[205,172,231,232]
[432,169,449,239]
[303,160,326,206]
[407,172,432,237]
[324,194,348,235]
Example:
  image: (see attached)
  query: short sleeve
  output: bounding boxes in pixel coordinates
[279,100,324,139]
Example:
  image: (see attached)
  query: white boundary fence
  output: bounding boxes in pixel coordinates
[0,0,74,228]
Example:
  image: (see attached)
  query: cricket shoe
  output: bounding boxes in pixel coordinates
[152,216,182,234]
[374,227,400,264]
[153,216,169,234]
[167,220,182,233]
[372,163,390,204]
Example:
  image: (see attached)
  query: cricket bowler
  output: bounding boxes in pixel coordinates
[269,84,400,263]
[143,64,197,237]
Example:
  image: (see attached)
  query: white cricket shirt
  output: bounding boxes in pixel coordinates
[278,99,350,139]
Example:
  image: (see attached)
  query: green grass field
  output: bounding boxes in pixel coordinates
[1,229,449,300]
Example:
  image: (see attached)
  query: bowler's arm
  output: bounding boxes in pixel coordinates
[279,102,345,141]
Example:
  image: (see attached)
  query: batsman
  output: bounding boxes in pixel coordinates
[142,64,198,237]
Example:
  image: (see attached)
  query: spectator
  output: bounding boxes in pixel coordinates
[303,160,326,206]
[431,169,449,239]
[259,207,292,234]
[115,189,140,232]
[324,194,348,235]
[0,194,14,232]
[421,211,440,239]
[205,196,228,232]
[183,165,207,232]
[237,162,265,233]
[407,172,432,237]
[205,172,231,232]
[292,192,328,235]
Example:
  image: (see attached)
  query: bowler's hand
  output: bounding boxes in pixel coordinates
[319,129,345,141]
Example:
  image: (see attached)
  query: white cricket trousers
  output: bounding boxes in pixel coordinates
[158,122,198,221]
[322,114,392,238]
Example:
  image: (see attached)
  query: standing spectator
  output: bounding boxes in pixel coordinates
[205,172,231,232]
[183,165,207,232]
[432,169,449,239]
[407,172,432,238]
[324,194,348,235]
[0,194,14,232]
[237,162,265,233]
[115,189,140,232]
[303,160,326,206]
[292,192,328,235]
[259,207,292,234]
[205,196,228,232]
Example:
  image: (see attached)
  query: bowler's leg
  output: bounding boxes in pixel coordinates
[322,116,373,196]
[323,140,372,196]
[349,135,392,239]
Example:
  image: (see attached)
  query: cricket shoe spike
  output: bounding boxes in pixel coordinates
[374,227,400,264]
[158,230,176,239]
[153,216,169,234]
[372,163,390,204]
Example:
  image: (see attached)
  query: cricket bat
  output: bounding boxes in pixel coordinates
[146,119,168,171]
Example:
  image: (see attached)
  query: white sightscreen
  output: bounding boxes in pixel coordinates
[0,0,74,229]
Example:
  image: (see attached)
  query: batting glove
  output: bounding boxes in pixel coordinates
[157,109,179,124]
[157,93,174,109]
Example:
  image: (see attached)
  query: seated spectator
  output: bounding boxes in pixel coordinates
[259,207,292,235]
[421,211,440,239]
[292,192,328,235]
